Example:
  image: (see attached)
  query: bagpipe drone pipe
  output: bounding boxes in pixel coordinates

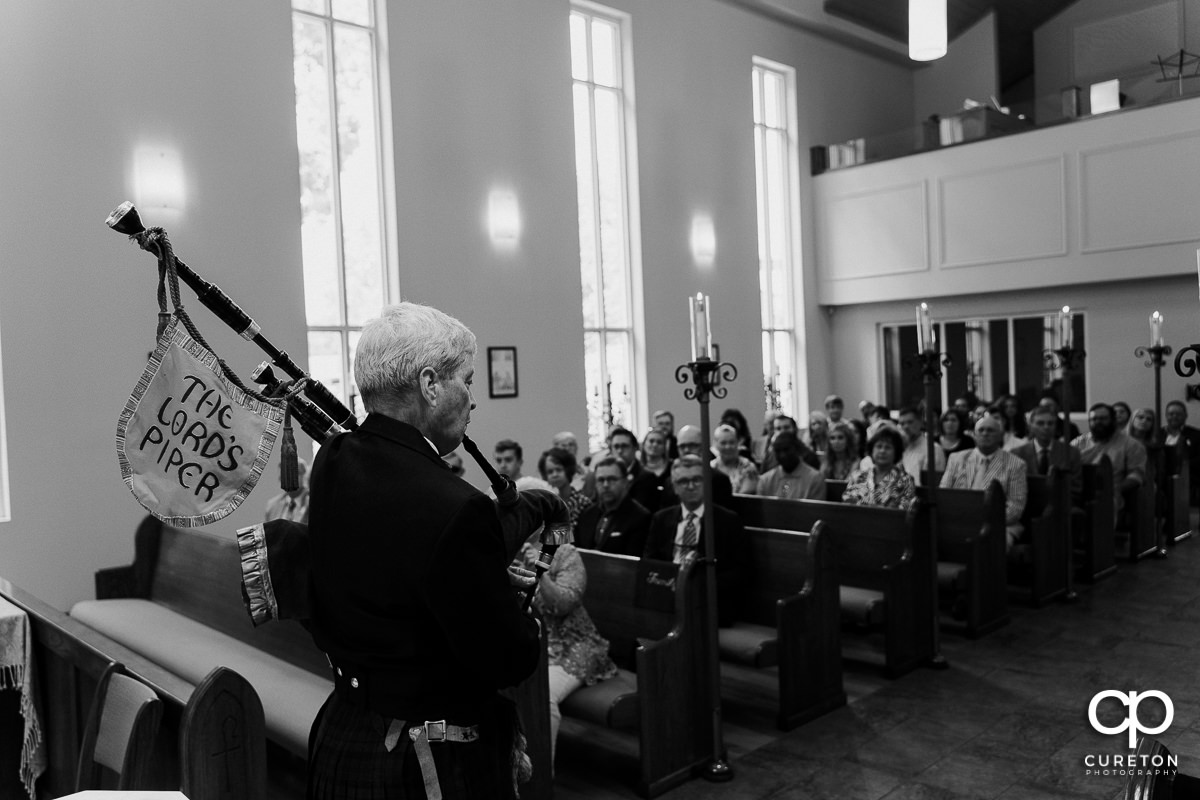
[106,201,570,626]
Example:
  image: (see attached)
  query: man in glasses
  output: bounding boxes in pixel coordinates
[642,455,746,626]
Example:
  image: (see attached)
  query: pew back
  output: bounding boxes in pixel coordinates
[1015,471,1070,606]
[1079,458,1117,581]
[729,494,933,677]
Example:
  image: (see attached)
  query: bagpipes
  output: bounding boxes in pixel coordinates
[107,201,571,624]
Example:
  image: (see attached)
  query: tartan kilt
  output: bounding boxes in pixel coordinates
[307,691,518,800]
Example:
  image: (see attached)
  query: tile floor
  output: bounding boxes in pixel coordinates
[554,532,1200,799]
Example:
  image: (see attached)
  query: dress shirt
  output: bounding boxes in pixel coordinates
[901,435,945,485]
[757,462,825,500]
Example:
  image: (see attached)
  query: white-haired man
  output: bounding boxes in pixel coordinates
[940,415,1028,550]
[306,302,541,800]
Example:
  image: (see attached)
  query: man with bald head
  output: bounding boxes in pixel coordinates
[665,424,734,508]
[940,415,1028,549]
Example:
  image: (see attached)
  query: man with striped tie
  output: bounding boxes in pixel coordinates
[940,416,1028,549]
[642,455,746,626]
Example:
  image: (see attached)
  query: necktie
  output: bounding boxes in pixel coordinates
[682,513,699,549]
[596,514,611,546]
[1038,447,1050,475]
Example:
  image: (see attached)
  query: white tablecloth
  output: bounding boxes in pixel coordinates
[0,595,45,799]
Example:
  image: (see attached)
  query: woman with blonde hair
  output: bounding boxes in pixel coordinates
[713,423,760,494]
[820,420,859,481]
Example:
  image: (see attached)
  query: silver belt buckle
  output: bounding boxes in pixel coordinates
[425,719,447,742]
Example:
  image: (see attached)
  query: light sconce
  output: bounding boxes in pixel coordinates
[487,189,521,250]
[909,0,947,62]
[689,214,716,268]
[133,146,186,214]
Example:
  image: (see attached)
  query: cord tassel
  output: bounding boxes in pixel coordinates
[280,407,299,492]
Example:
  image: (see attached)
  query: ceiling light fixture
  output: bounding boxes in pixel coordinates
[909,0,947,62]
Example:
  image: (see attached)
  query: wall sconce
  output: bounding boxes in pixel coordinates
[133,146,186,214]
[487,189,521,250]
[909,0,947,62]
[689,213,716,268]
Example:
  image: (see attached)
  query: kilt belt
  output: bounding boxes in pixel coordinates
[408,720,481,800]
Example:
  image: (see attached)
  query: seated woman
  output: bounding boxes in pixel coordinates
[937,408,975,456]
[820,420,859,481]
[639,428,672,479]
[803,411,830,456]
[1113,401,1133,432]
[842,426,916,511]
[538,447,593,530]
[1128,407,1158,448]
[513,479,618,768]
[719,407,757,463]
[712,423,760,494]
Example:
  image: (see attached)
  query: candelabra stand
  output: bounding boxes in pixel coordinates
[916,348,950,669]
[1136,343,1173,557]
[1044,344,1086,598]
[674,355,738,783]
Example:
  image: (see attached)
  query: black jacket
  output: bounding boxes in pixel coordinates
[307,413,540,721]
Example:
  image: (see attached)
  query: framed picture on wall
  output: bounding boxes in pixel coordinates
[488,346,518,399]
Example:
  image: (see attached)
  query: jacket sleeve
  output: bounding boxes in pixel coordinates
[424,493,541,690]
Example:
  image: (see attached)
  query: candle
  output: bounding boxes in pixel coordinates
[1059,306,1073,350]
[915,303,933,352]
[1196,249,1199,300]
[690,293,710,360]
[1150,311,1163,347]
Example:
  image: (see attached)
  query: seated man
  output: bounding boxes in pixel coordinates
[1012,405,1082,503]
[608,425,664,512]
[494,438,523,480]
[1072,402,1147,519]
[1162,400,1200,506]
[757,432,825,500]
[940,416,1028,550]
[574,457,650,556]
[898,405,945,485]
[642,455,746,626]
[264,458,310,522]
[760,414,821,473]
[662,424,734,508]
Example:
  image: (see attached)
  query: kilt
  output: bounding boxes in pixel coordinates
[307,691,518,800]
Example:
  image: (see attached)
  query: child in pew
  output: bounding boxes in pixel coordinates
[514,477,618,771]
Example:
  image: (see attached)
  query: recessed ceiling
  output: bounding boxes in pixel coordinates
[823,0,1082,94]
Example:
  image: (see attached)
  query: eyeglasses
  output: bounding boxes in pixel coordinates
[673,477,703,487]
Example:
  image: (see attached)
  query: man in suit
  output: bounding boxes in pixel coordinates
[940,415,1028,550]
[574,456,651,556]
[1012,405,1082,503]
[643,455,747,627]
[1163,400,1200,506]
[306,302,542,800]
[607,426,664,512]
[664,424,733,508]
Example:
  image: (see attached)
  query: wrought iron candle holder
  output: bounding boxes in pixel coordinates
[673,355,737,782]
[914,347,950,669]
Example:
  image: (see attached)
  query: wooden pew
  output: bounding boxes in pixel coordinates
[1163,444,1193,544]
[824,480,846,503]
[1078,458,1117,582]
[729,495,934,678]
[0,578,191,798]
[1117,452,1159,561]
[1011,471,1070,607]
[921,484,1010,638]
[559,550,712,798]
[83,520,556,800]
[718,524,845,730]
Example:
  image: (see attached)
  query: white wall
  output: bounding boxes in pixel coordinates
[0,0,304,610]
[913,11,1000,127]
[0,0,915,609]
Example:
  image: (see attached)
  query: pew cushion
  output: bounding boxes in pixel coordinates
[70,598,329,757]
[559,668,638,730]
[717,623,779,669]
[839,586,885,627]
[936,561,967,592]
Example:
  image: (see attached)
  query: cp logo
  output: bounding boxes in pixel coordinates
[1088,690,1174,749]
